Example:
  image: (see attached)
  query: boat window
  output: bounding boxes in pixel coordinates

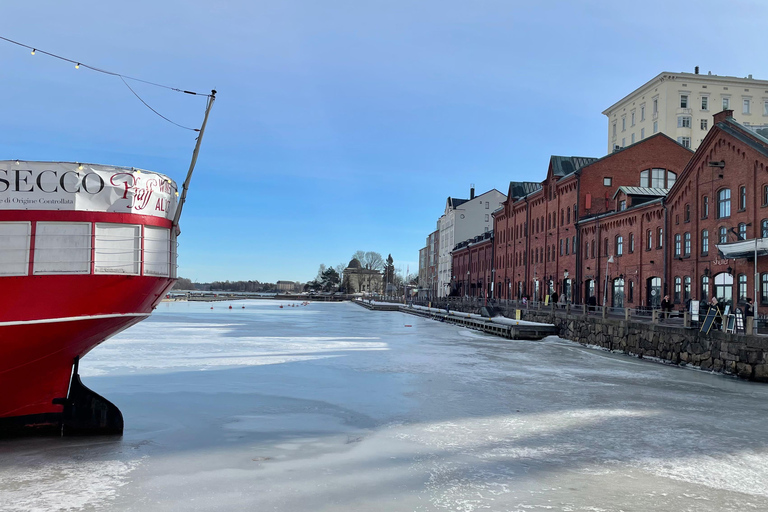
[0,222,31,276]
[33,222,91,275]
[95,223,141,275]
[144,226,171,277]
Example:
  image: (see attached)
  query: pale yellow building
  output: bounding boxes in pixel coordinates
[603,70,768,153]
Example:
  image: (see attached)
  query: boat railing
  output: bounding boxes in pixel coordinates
[0,223,178,278]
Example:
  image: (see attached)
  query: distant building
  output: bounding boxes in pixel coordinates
[276,280,298,293]
[342,258,382,294]
[603,70,768,153]
[436,187,507,297]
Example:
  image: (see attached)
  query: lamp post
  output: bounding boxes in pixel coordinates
[603,255,614,308]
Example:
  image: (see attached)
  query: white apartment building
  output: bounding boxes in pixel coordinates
[436,187,506,297]
[603,69,768,153]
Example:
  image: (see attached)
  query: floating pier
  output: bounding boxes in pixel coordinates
[353,301,558,340]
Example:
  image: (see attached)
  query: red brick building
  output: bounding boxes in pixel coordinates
[450,111,768,315]
[451,231,494,298]
[490,133,692,303]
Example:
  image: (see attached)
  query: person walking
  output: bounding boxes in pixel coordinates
[660,295,672,322]
[745,297,754,318]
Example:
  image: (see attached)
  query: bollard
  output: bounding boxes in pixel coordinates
[747,316,755,335]
[684,311,691,328]
[566,303,571,315]
[625,308,630,321]
[602,306,607,319]
[582,304,587,316]
[652,310,659,324]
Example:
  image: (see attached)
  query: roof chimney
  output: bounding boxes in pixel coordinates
[695,66,699,74]
[470,184,475,200]
[713,109,734,125]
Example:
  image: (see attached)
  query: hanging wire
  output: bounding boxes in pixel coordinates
[0,35,210,131]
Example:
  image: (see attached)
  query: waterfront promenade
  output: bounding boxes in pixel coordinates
[3,299,768,511]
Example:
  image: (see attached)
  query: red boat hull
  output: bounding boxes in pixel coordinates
[0,275,174,421]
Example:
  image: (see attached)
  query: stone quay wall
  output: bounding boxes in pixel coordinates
[519,308,768,382]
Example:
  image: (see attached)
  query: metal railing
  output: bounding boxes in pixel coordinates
[409,297,757,334]
[0,230,178,277]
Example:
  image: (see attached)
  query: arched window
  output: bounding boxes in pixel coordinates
[674,276,682,303]
[719,226,728,244]
[629,233,635,253]
[738,274,748,302]
[702,196,709,218]
[567,207,571,224]
[740,186,747,210]
[604,238,609,256]
[701,275,710,301]
[762,273,768,305]
[612,278,625,308]
[674,234,681,257]
[739,222,747,240]
[714,272,734,306]
[657,227,663,248]
[640,169,649,187]
[646,229,652,250]
[573,204,577,221]
[685,204,690,222]
[702,229,709,254]
[591,239,596,258]
[718,188,731,218]
[616,236,623,255]
[667,171,677,188]
[762,219,768,238]
[585,241,589,259]
[561,209,564,225]
[684,232,691,255]
[684,276,691,301]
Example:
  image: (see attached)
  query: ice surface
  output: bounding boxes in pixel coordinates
[3,300,768,511]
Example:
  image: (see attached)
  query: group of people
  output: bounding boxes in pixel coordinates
[658,294,754,327]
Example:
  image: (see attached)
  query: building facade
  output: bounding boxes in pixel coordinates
[491,133,693,304]
[342,258,383,295]
[436,188,506,297]
[603,70,768,153]
[449,111,768,316]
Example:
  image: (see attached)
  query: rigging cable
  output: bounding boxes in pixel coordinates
[0,35,209,131]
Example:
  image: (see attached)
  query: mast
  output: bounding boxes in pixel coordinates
[173,89,217,231]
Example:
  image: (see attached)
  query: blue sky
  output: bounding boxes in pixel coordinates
[1,1,767,282]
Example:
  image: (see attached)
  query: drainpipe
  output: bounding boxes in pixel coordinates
[524,196,530,297]
[575,171,582,303]
[596,216,602,305]
[662,197,668,295]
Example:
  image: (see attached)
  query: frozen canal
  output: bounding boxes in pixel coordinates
[4,300,768,511]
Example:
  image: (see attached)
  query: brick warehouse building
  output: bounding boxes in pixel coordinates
[451,110,768,314]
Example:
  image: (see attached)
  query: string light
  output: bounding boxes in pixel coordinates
[0,34,210,132]
[77,163,83,170]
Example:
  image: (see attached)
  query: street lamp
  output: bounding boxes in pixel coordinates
[603,255,614,308]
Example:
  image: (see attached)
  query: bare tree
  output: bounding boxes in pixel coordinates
[351,250,366,264]
[362,251,384,270]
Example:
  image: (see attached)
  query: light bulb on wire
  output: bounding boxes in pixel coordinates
[30,49,35,55]
[75,63,80,69]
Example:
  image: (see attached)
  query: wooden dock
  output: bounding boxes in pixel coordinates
[352,301,558,340]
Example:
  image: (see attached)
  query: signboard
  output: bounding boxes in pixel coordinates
[700,307,720,334]
[0,161,177,221]
[725,315,736,334]
[735,308,745,334]
[690,300,700,323]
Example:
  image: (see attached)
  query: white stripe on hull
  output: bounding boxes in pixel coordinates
[0,313,149,327]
